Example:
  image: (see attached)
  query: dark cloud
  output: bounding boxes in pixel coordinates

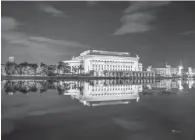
[113,1,171,35]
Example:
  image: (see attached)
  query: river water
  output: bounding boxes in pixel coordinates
[1,79,195,140]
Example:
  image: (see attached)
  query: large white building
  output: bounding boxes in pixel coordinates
[63,50,143,76]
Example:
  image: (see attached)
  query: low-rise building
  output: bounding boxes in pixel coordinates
[1,64,6,76]
[149,63,181,77]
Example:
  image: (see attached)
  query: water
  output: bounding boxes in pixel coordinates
[1,79,195,140]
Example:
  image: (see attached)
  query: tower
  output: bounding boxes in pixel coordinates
[178,60,183,76]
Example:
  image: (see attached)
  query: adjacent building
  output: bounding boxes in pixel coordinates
[148,63,181,77]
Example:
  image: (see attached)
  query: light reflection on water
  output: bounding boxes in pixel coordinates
[1,79,195,140]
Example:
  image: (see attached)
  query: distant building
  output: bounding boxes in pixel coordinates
[8,57,14,63]
[151,63,180,77]
[146,66,152,72]
[63,50,143,76]
[1,64,6,76]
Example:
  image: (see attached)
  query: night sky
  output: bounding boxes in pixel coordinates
[1,1,195,67]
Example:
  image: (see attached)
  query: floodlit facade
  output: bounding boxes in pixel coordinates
[62,50,154,77]
[63,50,141,75]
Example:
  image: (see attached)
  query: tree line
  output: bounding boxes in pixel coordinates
[3,61,84,76]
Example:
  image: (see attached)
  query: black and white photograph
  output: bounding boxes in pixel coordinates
[1,1,195,140]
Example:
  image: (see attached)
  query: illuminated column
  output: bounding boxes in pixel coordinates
[178,65,183,76]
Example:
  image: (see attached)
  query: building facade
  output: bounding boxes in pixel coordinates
[150,63,180,77]
[63,50,154,77]
[1,64,6,76]
[188,67,195,77]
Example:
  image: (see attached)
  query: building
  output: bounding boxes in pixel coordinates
[150,63,180,77]
[8,57,14,63]
[187,67,195,77]
[63,50,154,77]
[192,68,195,76]
[138,63,143,71]
[1,64,6,76]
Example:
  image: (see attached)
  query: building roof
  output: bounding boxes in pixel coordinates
[80,50,131,57]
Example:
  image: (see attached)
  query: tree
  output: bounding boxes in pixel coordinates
[57,61,64,75]
[72,66,77,75]
[64,63,71,74]
[31,63,38,75]
[16,64,22,75]
[5,62,17,75]
[57,62,70,75]
[47,65,56,76]
[40,62,48,76]
[78,65,84,74]
[19,62,29,75]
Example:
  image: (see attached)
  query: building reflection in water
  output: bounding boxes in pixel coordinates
[1,79,194,106]
[65,80,146,107]
[147,79,195,92]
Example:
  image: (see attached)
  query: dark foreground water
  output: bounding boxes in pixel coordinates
[1,79,195,140]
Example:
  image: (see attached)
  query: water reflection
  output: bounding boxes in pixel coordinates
[149,79,195,91]
[2,79,195,140]
[2,79,155,106]
[2,79,194,106]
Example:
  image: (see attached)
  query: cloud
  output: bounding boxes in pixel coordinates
[180,30,195,35]
[29,36,90,48]
[1,17,90,62]
[113,1,170,35]
[87,1,98,6]
[38,4,67,17]
[1,17,20,31]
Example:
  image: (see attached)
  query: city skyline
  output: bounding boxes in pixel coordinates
[2,1,195,67]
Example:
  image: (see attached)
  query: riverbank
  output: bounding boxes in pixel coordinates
[2,75,193,81]
[1,75,156,80]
